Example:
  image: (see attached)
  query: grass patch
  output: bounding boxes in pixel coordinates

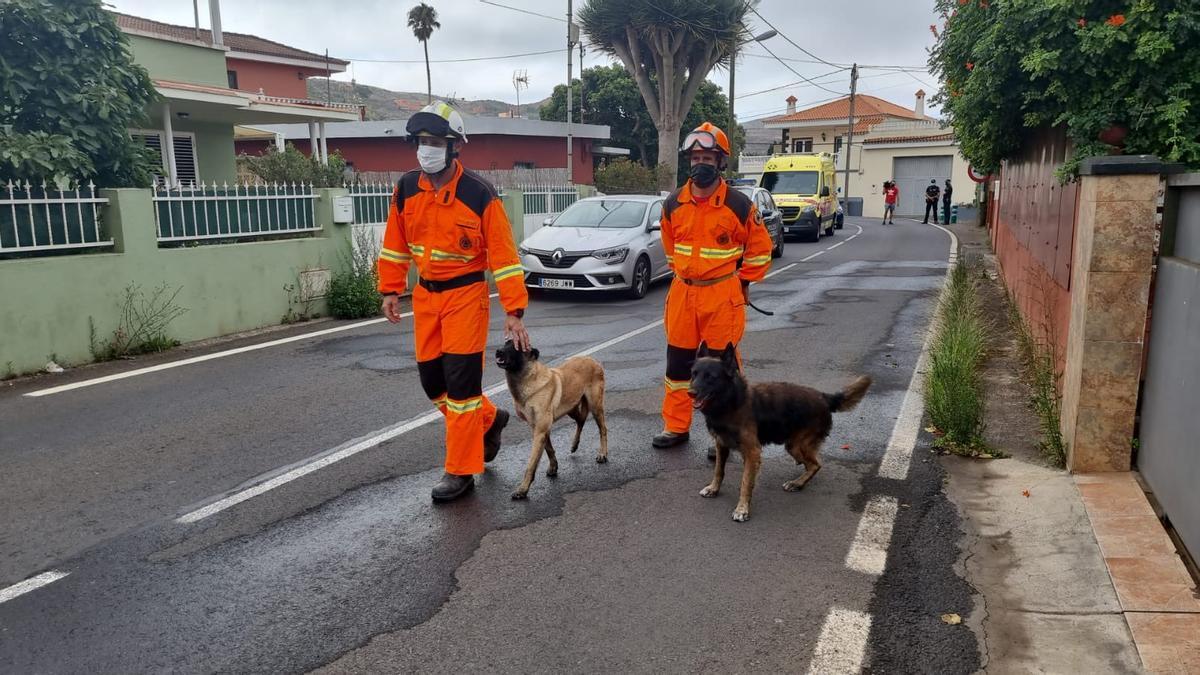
[1007,292,1067,467]
[925,256,991,454]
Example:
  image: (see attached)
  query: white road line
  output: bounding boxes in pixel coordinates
[808,221,957,672]
[808,607,872,674]
[178,232,875,523]
[828,241,846,249]
[802,250,826,262]
[0,571,69,605]
[25,294,499,398]
[877,222,958,481]
[765,262,798,279]
[844,496,900,576]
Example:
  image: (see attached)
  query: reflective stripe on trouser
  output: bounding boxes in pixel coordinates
[412,282,496,476]
[661,276,746,433]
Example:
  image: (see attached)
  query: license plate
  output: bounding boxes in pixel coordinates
[540,278,575,289]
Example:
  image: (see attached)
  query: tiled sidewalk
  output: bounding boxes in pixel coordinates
[1076,472,1200,673]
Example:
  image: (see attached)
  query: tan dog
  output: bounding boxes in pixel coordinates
[495,339,609,499]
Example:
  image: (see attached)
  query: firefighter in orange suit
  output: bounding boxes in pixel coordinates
[651,122,774,449]
[378,101,531,502]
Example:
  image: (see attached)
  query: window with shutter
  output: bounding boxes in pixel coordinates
[171,134,198,186]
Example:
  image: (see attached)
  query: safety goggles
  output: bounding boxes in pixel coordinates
[680,130,721,153]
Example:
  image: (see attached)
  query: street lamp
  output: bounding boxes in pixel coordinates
[729,29,777,172]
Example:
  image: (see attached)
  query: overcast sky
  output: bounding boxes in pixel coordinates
[106,0,943,120]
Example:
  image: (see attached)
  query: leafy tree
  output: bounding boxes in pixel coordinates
[540,65,745,181]
[929,0,1200,176]
[594,158,674,194]
[237,144,348,187]
[407,3,441,105]
[0,0,159,187]
[579,0,751,190]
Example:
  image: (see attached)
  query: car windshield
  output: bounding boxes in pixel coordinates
[551,200,648,228]
[762,170,819,196]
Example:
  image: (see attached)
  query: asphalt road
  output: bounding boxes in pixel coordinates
[0,217,979,673]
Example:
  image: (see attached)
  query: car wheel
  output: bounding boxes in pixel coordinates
[805,225,820,243]
[835,214,844,230]
[772,229,784,258]
[627,255,651,299]
[825,221,835,237]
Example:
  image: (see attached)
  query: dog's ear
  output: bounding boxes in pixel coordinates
[720,344,738,371]
[697,342,711,358]
[529,348,540,361]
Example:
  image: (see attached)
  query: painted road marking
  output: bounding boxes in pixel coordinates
[178,230,870,523]
[808,607,873,674]
[24,294,499,398]
[808,221,957,671]
[844,496,901,576]
[0,571,69,605]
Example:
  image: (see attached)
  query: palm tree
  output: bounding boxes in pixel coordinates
[407,3,441,104]
[580,0,750,190]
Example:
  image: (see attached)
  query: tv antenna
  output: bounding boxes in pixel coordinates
[512,70,529,118]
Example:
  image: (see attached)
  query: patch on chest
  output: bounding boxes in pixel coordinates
[459,235,473,250]
[716,232,731,245]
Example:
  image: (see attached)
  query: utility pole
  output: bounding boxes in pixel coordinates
[566,0,575,184]
[842,63,858,218]
[728,51,736,173]
[579,42,586,124]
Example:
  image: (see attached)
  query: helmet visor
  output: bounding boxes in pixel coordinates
[680,130,721,154]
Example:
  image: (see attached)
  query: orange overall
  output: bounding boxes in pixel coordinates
[378,161,528,475]
[660,179,774,433]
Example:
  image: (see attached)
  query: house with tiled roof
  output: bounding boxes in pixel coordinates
[745,90,974,219]
[112,8,360,187]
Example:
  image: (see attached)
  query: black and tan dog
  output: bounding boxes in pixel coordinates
[495,339,609,499]
[690,342,871,522]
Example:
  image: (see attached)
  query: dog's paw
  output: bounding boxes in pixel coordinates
[546,467,558,478]
[782,480,804,492]
[731,506,751,522]
[510,490,529,500]
[595,455,608,464]
[699,485,719,498]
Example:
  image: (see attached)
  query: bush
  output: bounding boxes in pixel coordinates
[328,227,382,319]
[929,0,1200,176]
[594,158,671,195]
[925,259,989,450]
[237,144,348,187]
[90,283,187,360]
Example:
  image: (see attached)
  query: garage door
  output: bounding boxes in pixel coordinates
[893,156,953,217]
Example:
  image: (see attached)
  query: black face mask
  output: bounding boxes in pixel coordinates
[689,163,719,188]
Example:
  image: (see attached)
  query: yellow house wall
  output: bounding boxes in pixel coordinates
[856,144,973,219]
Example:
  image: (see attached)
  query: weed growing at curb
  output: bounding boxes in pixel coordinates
[1007,291,1067,468]
[925,255,991,454]
[90,283,187,361]
[328,227,382,320]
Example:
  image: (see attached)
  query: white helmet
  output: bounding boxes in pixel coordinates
[405,100,468,143]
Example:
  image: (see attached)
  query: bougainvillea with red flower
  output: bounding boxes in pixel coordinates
[929,0,1200,176]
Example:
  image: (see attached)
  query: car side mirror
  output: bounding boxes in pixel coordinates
[820,186,831,197]
[542,216,554,226]
[647,221,661,232]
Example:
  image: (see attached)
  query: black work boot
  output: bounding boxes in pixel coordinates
[483,409,510,462]
[651,430,689,449]
[431,472,474,502]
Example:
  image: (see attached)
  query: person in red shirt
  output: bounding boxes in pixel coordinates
[882,181,899,225]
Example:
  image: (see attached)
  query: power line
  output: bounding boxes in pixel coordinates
[478,0,566,22]
[749,6,841,69]
[754,39,846,96]
[346,48,565,64]
[740,52,931,74]
[734,67,846,100]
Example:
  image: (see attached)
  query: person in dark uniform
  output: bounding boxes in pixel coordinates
[942,179,953,224]
[922,179,941,224]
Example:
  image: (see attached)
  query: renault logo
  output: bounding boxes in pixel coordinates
[551,248,564,265]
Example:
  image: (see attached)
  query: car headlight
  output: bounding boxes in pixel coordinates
[517,245,530,256]
[591,246,629,265]
[801,204,818,214]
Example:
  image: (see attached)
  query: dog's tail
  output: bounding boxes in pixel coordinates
[825,376,872,412]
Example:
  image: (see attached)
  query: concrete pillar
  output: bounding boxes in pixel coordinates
[319,121,329,165]
[308,122,318,161]
[1060,156,1165,472]
[162,102,178,187]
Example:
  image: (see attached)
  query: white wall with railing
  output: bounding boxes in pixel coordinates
[152,182,318,245]
[1,180,110,257]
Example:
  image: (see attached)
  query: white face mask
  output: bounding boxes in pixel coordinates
[417,144,448,174]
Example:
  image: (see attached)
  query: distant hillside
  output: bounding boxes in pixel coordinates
[306,78,550,120]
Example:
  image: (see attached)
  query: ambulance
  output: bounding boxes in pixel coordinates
[759,152,841,242]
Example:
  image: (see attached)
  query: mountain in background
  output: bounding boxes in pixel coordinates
[306,78,551,120]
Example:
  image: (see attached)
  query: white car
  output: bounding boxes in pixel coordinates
[518,195,673,299]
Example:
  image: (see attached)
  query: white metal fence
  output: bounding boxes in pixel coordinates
[152,182,319,244]
[1,180,111,256]
[346,182,393,257]
[518,184,579,239]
